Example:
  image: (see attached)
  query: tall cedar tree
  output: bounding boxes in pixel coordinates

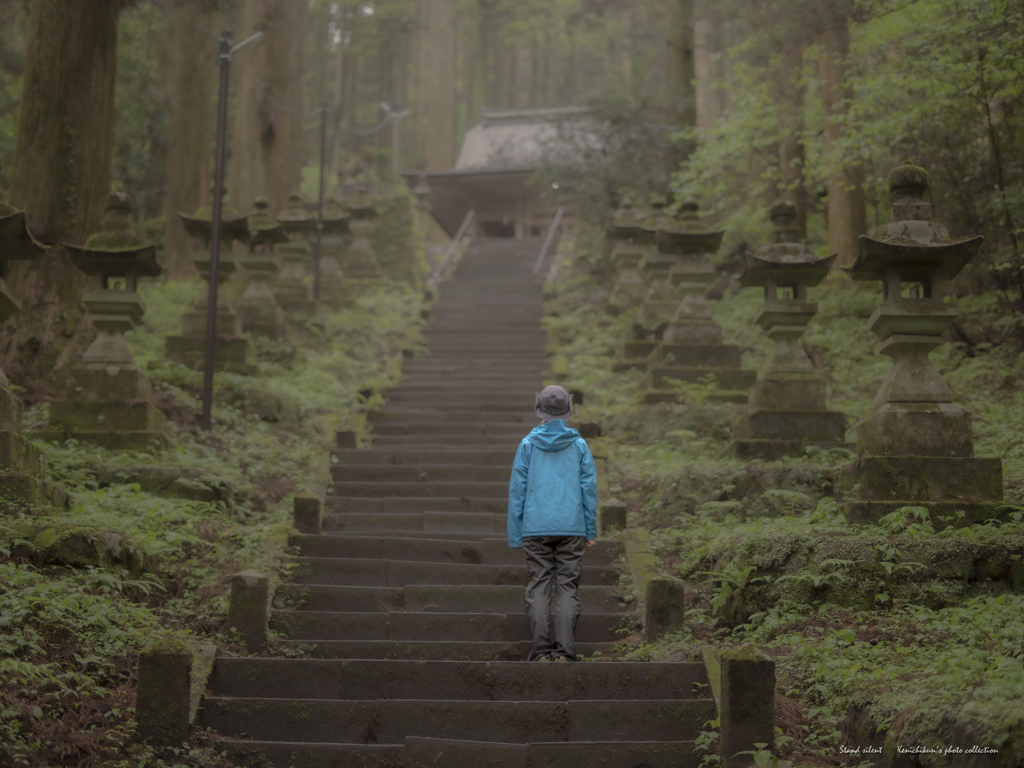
[4,0,121,383]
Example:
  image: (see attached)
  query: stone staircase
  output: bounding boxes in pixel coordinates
[199,237,713,767]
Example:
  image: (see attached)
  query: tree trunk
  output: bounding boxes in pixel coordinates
[694,9,725,130]
[777,39,808,237]
[664,0,696,126]
[229,0,297,216]
[162,1,216,279]
[330,4,346,176]
[421,0,455,170]
[289,0,308,193]
[818,18,866,266]
[3,0,121,383]
[621,6,634,87]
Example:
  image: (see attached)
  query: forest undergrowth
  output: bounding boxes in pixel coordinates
[548,231,1024,767]
[0,277,420,768]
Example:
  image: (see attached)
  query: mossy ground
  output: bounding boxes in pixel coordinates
[549,229,1024,766]
[0,272,421,767]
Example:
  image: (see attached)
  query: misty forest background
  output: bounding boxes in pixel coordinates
[0,0,1022,387]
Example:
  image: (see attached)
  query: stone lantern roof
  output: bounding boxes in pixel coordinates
[0,153,49,263]
[607,195,647,240]
[343,183,378,221]
[846,161,983,281]
[247,197,289,248]
[65,192,160,277]
[321,197,350,236]
[180,183,250,246]
[740,200,834,287]
[654,198,725,255]
[277,191,317,236]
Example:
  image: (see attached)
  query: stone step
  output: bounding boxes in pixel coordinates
[327,530,506,540]
[369,434,525,446]
[291,535,620,566]
[330,464,512,482]
[332,448,516,465]
[276,639,615,660]
[208,660,704,701]
[405,737,698,768]
[219,742,400,768]
[325,497,507,514]
[276,584,626,614]
[371,410,535,424]
[199,697,714,745]
[290,557,621,587]
[328,480,508,498]
[370,422,531,437]
[382,392,540,409]
[323,511,506,533]
[271,610,624,642]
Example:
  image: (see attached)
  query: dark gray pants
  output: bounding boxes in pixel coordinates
[523,536,586,661]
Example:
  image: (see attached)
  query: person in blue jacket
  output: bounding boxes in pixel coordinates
[508,384,597,661]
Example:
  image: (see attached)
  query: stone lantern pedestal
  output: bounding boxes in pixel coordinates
[238,197,288,338]
[274,193,317,312]
[722,201,846,460]
[167,192,257,373]
[834,163,1005,525]
[0,171,68,510]
[318,198,353,307]
[607,197,651,310]
[45,192,168,451]
[640,200,755,404]
[343,185,384,282]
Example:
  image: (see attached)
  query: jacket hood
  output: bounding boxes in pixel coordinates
[526,419,582,452]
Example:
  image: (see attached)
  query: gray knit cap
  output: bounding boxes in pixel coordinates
[535,385,573,421]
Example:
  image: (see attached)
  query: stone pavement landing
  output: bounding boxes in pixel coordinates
[200,237,711,767]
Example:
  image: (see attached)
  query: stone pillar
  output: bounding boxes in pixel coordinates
[644,575,686,641]
[641,199,756,404]
[598,498,628,535]
[238,197,287,338]
[835,163,1005,526]
[0,158,66,511]
[47,192,168,451]
[723,201,847,460]
[274,192,317,313]
[293,492,322,534]
[136,638,192,746]
[227,570,269,654]
[719,644,776,768]
[167,185,258,374]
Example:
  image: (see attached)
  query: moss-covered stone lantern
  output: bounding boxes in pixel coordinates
[317,197,353,307]
[0,156,67,511]
[167,184,256,373]
[342,183,384,281]
[722,200,846,459]
[275,192,317,311]
[835,162,1005,524]
[47,192,167,450]
[606,196,650,309]
[238,197,288,338]
[640,199,756,403]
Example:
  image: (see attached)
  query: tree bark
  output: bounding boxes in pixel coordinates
[421,0,455,170]
[694,9,725,130]
[3,0,121,383]
[777,38,808,237]
[621,6,634,87]
[162,1,216,279]
[818,18,866,266]
[229,0,297,215]
[664,0,696,126]
[289,0,309,193]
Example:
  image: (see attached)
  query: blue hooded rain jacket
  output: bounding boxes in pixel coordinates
[508,419,598,548]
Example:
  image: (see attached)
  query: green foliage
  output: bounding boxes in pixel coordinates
[2,275,419,767]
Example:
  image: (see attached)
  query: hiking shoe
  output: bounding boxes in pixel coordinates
[552,656,569,663]
[536,656,552,662]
